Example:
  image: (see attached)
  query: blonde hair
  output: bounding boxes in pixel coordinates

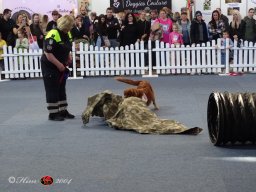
[57,15,74,32]
[231,10,242,29]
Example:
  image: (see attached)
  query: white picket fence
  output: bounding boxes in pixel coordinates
[76,41,148,77]
[1,46,42,80]
[153,39,256,75]
[1,39,256,81]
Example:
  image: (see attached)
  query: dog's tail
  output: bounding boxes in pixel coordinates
[115,77,142,86]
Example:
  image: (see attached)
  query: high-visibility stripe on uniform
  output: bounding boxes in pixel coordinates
[47,102,59,113]
[59,100,68,111]
[45,29,72,42]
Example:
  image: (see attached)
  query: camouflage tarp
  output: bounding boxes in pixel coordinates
[82,90,202,135]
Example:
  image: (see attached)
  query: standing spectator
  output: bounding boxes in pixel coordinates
[71,15,88,41]
[94,14,108,47]
[13,13,30,40]
[79,7,91,41]
[149,9,158,26]
[89,12,97,44]
[40,15,49,35]
[30,13,44,48]
[21,13,30,26]
[137,10,151,43]
[117,12,125,26]
[105,7,120,47]
[0,9,15,46]
[190,11,209,45]
[208,10,225,42]
[216,8,229,31]
[229,10,245,43]
[169,23,183,46]
[137,10,151,67]
[173,12,181,22]
[155,9,173,43]
[241,8,256,43]
[162,7,173,20]
[144,7,151,21]
[90,12,97,22]
[119,13,139,47]
[46,10,59,32]
[149,10,160,67]
[177,12,191,46]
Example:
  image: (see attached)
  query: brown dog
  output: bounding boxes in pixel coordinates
[115,77,159,110]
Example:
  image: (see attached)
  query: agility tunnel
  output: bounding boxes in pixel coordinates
[207,92,256,146]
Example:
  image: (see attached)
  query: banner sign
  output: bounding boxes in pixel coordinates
[110,0,172,12]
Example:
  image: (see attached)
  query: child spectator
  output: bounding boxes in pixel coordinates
[169,23,183,46]
[15,29,29,50]
[0,32,7,75]
[216,30,234,66]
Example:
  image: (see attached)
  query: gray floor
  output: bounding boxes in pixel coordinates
[0,74,256,192]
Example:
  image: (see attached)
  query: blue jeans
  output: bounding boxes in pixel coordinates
[221,53,226,65]
[96,36,102,47]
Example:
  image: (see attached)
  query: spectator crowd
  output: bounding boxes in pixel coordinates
[1,6,256,73]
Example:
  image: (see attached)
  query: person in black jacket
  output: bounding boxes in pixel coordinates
[105,7,120,47]
[137,10,151,43]
[0,9,15,46]
[119,13,139,47]
[79,7,91,40]
[46,10,59,32]
[190,11,209,45]
[71,15,88,41]
[94,14,108,47]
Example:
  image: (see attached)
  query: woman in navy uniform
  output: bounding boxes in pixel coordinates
[41,15,75,121]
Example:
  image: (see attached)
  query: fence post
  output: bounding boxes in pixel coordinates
[71,42,77,78]
[225,38,230,74]
[143,40,158,77]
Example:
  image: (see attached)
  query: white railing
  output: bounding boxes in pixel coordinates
[153,39,256,75]
[1,46,42,80]
[76,41,148,77]
[1,39,256,81]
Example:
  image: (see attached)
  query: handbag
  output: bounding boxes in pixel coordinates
[29,34,40,50]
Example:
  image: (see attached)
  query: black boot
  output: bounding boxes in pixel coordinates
[60,110,75,119]
[48,112,65,121]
